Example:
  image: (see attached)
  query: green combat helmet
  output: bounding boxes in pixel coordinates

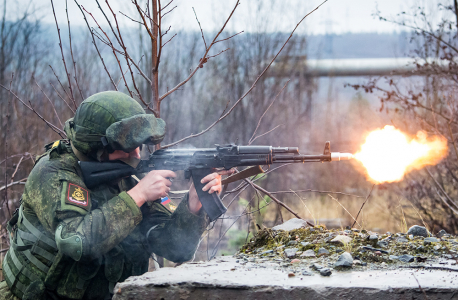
[63,91,165,162]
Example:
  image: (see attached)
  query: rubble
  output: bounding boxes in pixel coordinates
[238,221,458,274]
[113,220,458,299]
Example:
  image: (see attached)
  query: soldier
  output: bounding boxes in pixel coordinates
[0,91,231,300]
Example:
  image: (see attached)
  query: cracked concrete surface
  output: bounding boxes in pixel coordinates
[112,256,458,300]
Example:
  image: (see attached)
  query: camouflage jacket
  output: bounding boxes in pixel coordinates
[2,140,208,300]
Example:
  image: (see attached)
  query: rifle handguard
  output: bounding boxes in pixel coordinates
[221,166,264,185]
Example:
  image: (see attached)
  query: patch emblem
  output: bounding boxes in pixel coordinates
[66,183,89,207]
[161,197,176,212]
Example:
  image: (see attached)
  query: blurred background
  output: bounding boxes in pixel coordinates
[1,0,458,266]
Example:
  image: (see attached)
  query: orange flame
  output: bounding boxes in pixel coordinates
[354,125,448,183]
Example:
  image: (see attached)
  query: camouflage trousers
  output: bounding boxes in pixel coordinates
[0,281,20,300]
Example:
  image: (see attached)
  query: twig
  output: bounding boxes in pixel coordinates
[290,189,316,225]
[159,0,242,102]
[161,5,177,18]
[249,124,284,144]
[162,0,328,148]
[249,80,289,144]
[66,0,84,102]
[214,31,244,45]
[328,194,361,228]
[10,156,24,182]
[82,3,133,97]
[352,184,375,228]
[193,7,207,50]
[0,84,66,137]
[244,178,308,223]
[207,48,230,59]
[48,65,73,106]
[268,189,363,198]
[49,82,75,113]
[162,33,177,47]
[75,0,118,90]
[426,168,458,212]
[105,0,145,104]
[119,11,143,25]
[160,0,173,12]
[34,77,63,128]
[448,123,458,159]
[0,178,27,192]
[51,0,76,109]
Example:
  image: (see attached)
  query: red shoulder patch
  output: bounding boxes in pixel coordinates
[66,183,89,208]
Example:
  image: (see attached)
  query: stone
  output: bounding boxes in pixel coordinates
[434,245,441,251]
[437,229,448,238]
[311,263,324,270]
[330,235,353,245]
[300,242,311,247]
[319,268,332,276]
[377,241,388,248]
[389,255,399,260]
[396,237,409,243]
[398,254,415,263]
[272,218,309,231]
[301,270,313,276]
[424,237,439,244]
[353,260,362,266]
[336,249,343,253]
[317,248,329,257]
[284,248,298,258]
[261,250,273,255]
[300,249,316,258]
[291,259,301,264]
[288,272,295,277]
[369,235,378,241]
[287,240,298,246]
[407,225,429,237]
[334,252,353,269]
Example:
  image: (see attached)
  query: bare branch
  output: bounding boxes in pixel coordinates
[250,124,284,144]
[0,84,66,137]
[214,31,244,45]
[249,80,289,144]
[160,0,242,102]
[82,4,133,97]
[66,0,84,102]
[10,156,24,182]
[0,178,27,192]
[34,77,63,128]
[160,0,173,12]
[328,194,361,228]
[74,0,118,90]
[207,48,230,59]
[161,5,177,18]
[426,168,458,211]
[352,184,375,228]
[162,0,328,148]
[119,11,143,25]
[50,0,76,109]
[162,33,177,47]
[193,7,207,50]
[50,82,75,113]
[105,1,146,105]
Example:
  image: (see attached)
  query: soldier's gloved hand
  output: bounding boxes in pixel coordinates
[188,169,234,214]
[127,170,176,207]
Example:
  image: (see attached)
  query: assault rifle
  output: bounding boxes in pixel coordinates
[79,142,352,221]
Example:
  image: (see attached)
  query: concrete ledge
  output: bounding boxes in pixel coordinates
[113,257,458,300]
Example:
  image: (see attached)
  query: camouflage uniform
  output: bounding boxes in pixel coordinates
[1,92,208,300]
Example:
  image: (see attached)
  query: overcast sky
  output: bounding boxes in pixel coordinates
[8,0,443,35]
